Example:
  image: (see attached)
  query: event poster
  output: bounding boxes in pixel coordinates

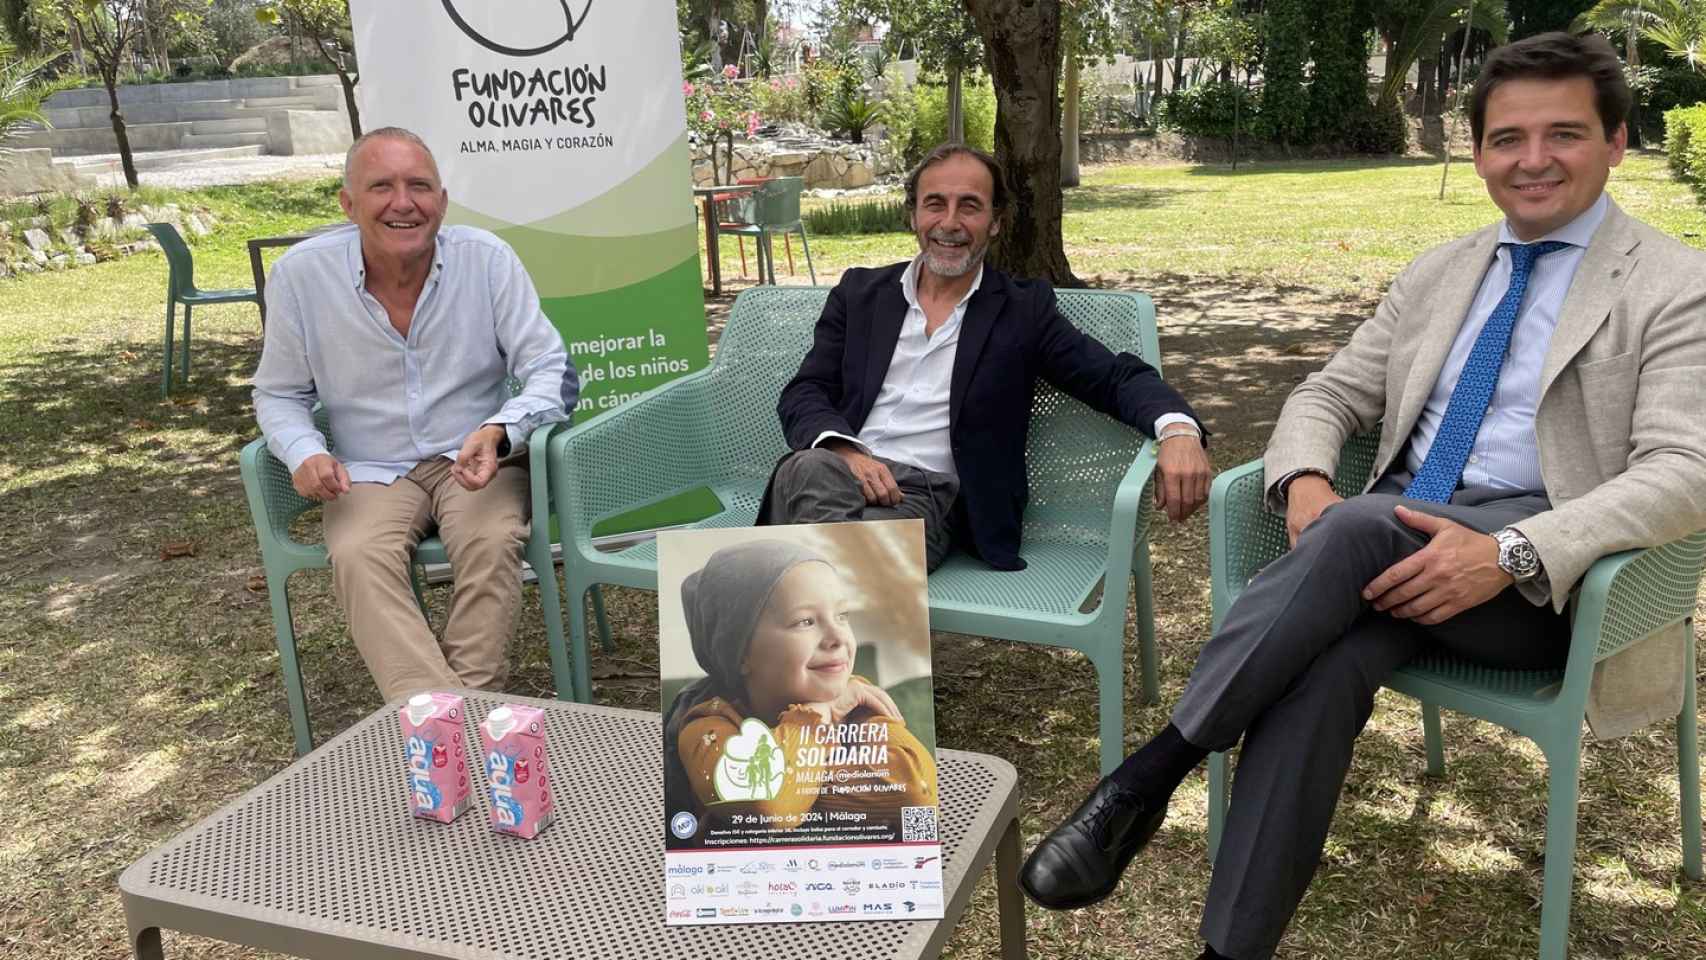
[348,0,708,421]
[659,521,945,925]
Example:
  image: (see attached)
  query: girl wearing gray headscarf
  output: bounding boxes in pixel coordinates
[663,539,937,844]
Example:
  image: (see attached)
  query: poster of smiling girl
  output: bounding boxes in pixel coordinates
[659,520,945,925]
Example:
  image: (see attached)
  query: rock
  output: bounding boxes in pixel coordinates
[185,213,211,238]
[22,227,51,251]
[48,254,69,270]
[75,252,96,265]
[89,219,118,241]
[18,259,40,273]
[122,213,148,230]
[57,228,81,247]
[0,221,10,238]
[29,247,47,264]
[0,261,10,278]
[841,161,874,189]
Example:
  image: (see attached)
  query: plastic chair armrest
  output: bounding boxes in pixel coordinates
[1208,459,1286,628]
[239,437,326,569]
[1568,531,1706,670]
[550,371,724,550]
[1105,442,1159,572]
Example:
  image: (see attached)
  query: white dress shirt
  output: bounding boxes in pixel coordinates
[253,224,577,483]
[816,257,1197,478]
[1403,193,1608,491]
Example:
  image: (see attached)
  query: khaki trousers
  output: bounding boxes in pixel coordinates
[322,456,530,701]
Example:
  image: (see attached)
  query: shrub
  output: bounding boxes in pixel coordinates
[1344,98,1408,155]
[751,74,809,125]
[804,198,911,236]
[819,90,885,143]
[1156,81,1258,139]
[1665,103,1706,204]
[900,73,996,165]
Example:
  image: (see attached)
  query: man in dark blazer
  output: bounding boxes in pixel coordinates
[760,143,1211,570]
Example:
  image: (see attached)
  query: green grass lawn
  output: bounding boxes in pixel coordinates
[2,152,1705,959]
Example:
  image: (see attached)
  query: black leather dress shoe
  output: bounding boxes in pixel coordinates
[1019,776,1166,909]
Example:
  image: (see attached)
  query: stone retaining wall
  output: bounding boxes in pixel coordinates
[689,140,896,190]
[0,202,214,280]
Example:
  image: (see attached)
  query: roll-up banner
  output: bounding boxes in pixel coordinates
[349,0,709,424]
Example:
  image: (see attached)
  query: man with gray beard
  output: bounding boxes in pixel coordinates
[760,144,1210,571]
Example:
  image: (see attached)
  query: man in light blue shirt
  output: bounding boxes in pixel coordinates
[253,127,577,701]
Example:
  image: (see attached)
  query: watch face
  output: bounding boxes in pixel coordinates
[1500,534,1540,579]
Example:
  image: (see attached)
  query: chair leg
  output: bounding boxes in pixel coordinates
[180,303,192,385]
[1422,701,1446,777]
[1536,738,1584,960]
[530,542,574,702]
[1680,629,1702,880]
[1133,539,1160,704]
[565,581,595,702]
[783,233,796,276]
[737,237,747,278]
[409,563,430,626]
[1207,751,1230,862]
[592,584,613,653]
[161,296,176,395]
[796,225,816,284]
[266,573,315,756]
[1090,639,1125,776]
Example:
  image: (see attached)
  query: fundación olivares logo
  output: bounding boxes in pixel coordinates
[441,0,617,147]
[441,0,592,57]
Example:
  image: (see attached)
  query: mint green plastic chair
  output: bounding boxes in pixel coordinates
[145,222,262,395]
[549,285,1161,774]
[1204,432,1706,960]
[721,176,816,285]
[240,413,596,755]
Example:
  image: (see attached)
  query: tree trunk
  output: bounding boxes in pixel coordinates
[1417,56,1439,116]
[947,64,964,143]
[312,34,363,140]
[103,70,139,189]
[1171,12,1189,94]
[1061,51,1080,188]
[707,4,722,72]
[964,0,1076,285]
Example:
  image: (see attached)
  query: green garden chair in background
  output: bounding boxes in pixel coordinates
[550,285,1161,774]
[1204,431,1706,960]
[720,176,816,285]
[240,411,604,756]
[145,222,263,395]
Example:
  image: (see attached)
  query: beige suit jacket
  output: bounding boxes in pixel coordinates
[1263,199,1706,737]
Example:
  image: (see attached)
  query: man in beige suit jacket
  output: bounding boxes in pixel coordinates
[1019,32,1706,960]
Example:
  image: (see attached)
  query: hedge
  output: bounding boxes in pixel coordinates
[1666,103,1706,205]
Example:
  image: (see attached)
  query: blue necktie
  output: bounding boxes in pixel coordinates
[1404,240,1571,503]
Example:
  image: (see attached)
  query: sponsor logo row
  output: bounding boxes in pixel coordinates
[667,854,939,878]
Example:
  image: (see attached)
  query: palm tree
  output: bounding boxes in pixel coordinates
[0,42,57,167]
[1575,0,1706,73]
[1375,0,1509,111]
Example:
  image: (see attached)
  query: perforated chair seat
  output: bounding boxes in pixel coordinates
[1204,431,1706,960]
[118,695,1027,960]
[552,285,1165,774]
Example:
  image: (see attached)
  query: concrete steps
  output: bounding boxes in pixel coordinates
[180,132,271,150]
[188,117,269,135]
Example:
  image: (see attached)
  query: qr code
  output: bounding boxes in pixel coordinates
[901,805,938,842]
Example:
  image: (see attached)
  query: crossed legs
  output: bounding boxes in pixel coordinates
[1023,488,1569,959]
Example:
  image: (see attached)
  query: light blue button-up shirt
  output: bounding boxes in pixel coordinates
[252,224,578,484]
[1404,193,1609,491]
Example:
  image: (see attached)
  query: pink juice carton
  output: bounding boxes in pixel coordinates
[400,692,473,823]
[479,704,556,839]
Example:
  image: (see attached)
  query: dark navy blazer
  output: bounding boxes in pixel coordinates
[764,261,1201,570]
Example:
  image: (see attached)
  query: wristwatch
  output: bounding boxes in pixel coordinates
[1493,527,1542,582]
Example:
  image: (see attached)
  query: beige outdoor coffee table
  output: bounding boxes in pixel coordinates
[119,692,1027,959]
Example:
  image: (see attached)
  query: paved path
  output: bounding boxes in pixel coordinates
[85,152,345,190]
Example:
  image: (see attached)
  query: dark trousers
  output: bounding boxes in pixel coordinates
[761,447,960,570]
[1171,480,1570,960]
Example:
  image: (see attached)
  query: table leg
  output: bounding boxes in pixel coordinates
[996,816,1028,960]
[132,925,164,960]
[700,197,722,297]
[247,241,267,326]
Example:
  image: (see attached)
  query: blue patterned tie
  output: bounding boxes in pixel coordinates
[1404,240,1571,503]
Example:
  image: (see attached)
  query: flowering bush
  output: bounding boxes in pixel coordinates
[684,65,762,183]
